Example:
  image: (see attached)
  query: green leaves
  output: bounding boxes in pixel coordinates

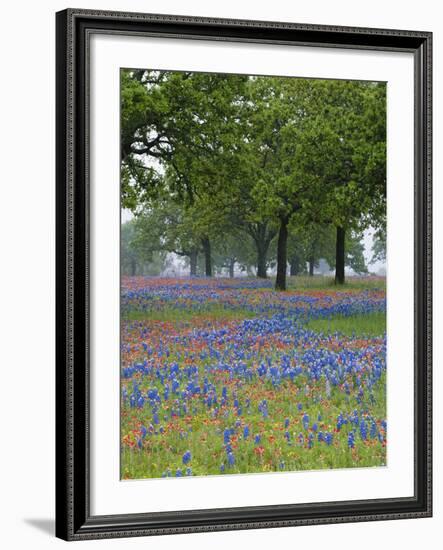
[120,70,386,280]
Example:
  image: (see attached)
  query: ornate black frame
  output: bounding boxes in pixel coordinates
[55,8,432,541]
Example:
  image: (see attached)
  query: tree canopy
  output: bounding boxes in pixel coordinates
[120,69,386,286]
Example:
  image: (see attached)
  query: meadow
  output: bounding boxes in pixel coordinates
[120,276,386,479]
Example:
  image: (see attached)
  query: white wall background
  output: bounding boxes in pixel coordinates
[0,0,440,548]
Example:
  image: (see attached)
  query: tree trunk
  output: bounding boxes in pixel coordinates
[248,222,276,279]
[189,250,198,277]
[256,247,268,278]
[335,226,346,285]
[275,218,289,291]
[201,236,212,277]
[289,255,300,276]
[229,258,235,278]
[308,257,315,277]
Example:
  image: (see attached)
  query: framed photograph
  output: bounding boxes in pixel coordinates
[55,8,432,541]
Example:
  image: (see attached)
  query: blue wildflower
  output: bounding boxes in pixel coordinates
[348,431,355,449]
[182,450,191,465]
[359,420,368,440]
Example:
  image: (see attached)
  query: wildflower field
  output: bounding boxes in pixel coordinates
[120,276,387,480]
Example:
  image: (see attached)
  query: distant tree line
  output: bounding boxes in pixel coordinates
[121,69,386,288]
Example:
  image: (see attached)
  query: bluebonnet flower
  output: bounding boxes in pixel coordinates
[302,413,310,430]
[121,278,387,476]
[175,469,183,477]
[336,413,347,431]
[182,450,191,465]
[220,463,225,473]
[348,431,355,449]
[258,399,269,419]
[350,410,359,425]
[359,419,368,440]
[227,452,235,466]
[147,388,158,400]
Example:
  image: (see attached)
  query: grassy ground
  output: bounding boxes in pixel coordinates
[286,275,386,291]
[306,311,386,338]
[121,276,387,479]
[122,372,386,478]
[123,306,257,323]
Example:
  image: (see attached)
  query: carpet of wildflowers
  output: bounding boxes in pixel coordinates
[121,277,387,479]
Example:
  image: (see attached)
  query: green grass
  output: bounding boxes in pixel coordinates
[122,306,257,323]
[121,372,387,479]
[120,278,387,479]
[286,275,386,291]
[306,311,386,338]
